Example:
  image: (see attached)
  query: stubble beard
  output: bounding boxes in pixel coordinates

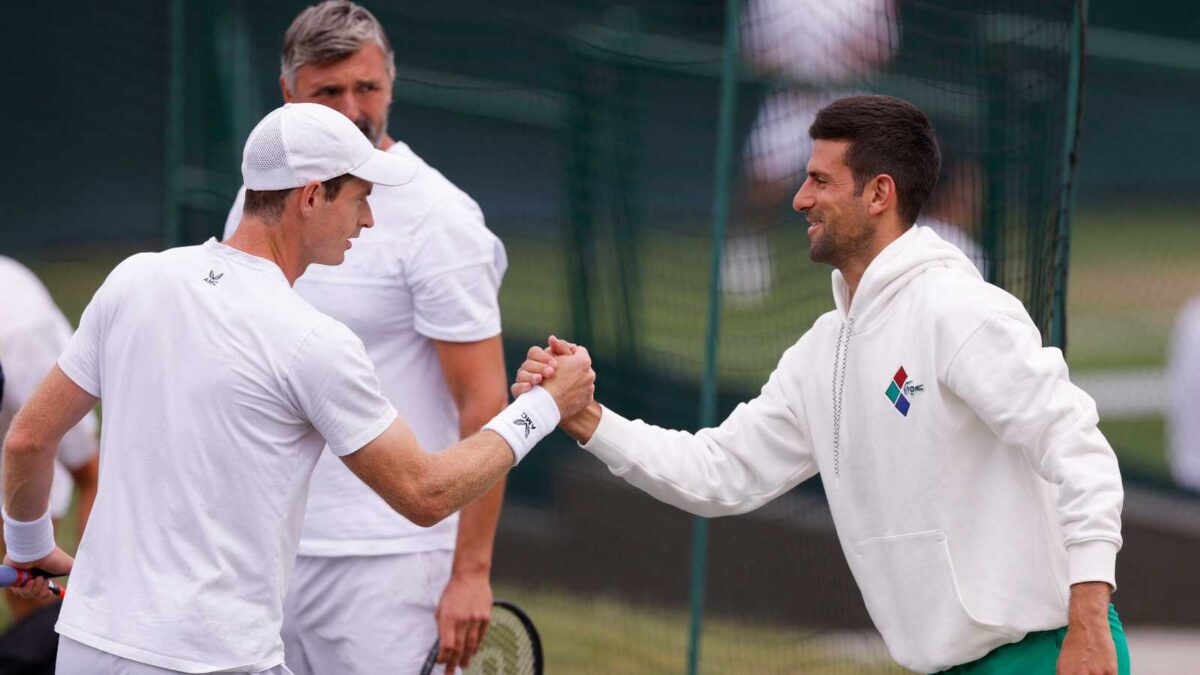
[808,211,874,269]
[357,115,388,149]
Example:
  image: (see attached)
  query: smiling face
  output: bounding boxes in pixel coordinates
[792,139,875,268]
[283,43,393,147]
[303,176,375,266]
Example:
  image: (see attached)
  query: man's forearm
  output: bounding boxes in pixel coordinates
[1069,581,1111,622]
[342,418,516,528]
[450,394,508,576]
[2,436,57,520]
[452,483,503,576]
[403,431,516,527]
[1058,581,1118,673]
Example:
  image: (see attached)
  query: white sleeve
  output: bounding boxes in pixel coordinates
[407,197,507,342]
[222,187,246,241]
[35,319,98,468]
[57,255,147,398]
[287,320,398,456]
[580,349,817,517]
[56,281,112,399]
[946,314,1124,587]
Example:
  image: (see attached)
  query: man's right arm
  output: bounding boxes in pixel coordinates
[338,346,594,526]
[519,341,818,518]
[340,417,519,528]
[293,319,595,527]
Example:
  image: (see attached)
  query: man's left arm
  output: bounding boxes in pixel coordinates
[433,336,508,672]
[3,367,97,595]
[945,312,1121,674]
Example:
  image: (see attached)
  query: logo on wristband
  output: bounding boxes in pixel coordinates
[514,413,536,438]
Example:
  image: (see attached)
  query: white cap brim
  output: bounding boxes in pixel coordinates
[348,148,420,187]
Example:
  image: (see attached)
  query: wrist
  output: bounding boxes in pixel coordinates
[482,386,560,464]
[1068,581,1111,621]
[450,561,492,580]
[561,401,603,443]
[2,506,56,563]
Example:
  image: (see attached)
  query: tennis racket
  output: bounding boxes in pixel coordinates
[0,565,65,598]
[419,600,542,675]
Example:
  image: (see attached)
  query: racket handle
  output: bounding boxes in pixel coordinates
[0,565,66,598]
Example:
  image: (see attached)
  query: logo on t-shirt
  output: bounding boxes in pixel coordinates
[203,270,224,286]
[514,412,536,438]
[884,366,923,417]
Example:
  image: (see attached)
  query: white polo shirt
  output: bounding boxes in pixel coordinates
[224,140,506,557]
[54,241,397,673]
[0,256,98,519]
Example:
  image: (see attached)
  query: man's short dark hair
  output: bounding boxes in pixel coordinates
[809,95,942,225]
[243,174,354,223]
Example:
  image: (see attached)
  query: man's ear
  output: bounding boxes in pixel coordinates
[280,75,295,103]
[296,181,323,217]
[866,174,897,217]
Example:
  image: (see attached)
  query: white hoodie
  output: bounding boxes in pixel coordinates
[581,226,1123,673]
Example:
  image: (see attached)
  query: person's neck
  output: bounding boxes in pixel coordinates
[837,222,908,307]
[224,216,309,286]
[377,133,396,152]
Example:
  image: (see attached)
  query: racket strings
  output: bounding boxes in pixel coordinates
[464,605,539,675]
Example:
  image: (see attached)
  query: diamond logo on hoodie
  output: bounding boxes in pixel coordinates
[885,366,915,416]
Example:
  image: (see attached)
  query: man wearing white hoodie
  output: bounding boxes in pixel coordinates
[514,96,1128,674]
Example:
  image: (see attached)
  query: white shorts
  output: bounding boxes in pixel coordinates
[56,637,293,674]
[281,550,456,675]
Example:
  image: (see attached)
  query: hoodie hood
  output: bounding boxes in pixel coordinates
[832,225,982,330]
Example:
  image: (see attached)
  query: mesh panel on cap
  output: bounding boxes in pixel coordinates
[244,112,296,188]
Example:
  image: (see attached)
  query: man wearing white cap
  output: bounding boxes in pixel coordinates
[224,4,512,672]
[1,102,594,674]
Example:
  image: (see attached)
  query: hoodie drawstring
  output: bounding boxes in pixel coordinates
[832,316,855,481]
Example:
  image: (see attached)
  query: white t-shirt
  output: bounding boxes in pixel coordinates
[224,141,506,557]
[0,256,98,520]
[54,241,398,673]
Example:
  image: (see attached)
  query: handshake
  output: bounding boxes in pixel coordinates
[510,336,602,443]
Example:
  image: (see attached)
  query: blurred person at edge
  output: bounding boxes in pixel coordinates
[222,2,509,673]
[0,257,101,617]
[1168,296,1200,492]
[725,0,897,305]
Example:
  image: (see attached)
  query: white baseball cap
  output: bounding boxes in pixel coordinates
[241,102,419,190]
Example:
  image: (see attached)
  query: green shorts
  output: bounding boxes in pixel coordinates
[937,604,1130,674]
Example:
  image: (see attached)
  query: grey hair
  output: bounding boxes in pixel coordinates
[281,1,396,92]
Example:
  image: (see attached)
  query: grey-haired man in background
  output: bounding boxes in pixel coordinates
[223,2,510,672]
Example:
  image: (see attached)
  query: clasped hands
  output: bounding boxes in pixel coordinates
[513,336,602,443]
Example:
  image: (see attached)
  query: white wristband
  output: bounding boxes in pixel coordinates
[483,386,561,465]
[2,507,55,563]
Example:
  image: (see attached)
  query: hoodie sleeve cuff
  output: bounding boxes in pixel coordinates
[578,405,636,473]
[1068,540,1119,590]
